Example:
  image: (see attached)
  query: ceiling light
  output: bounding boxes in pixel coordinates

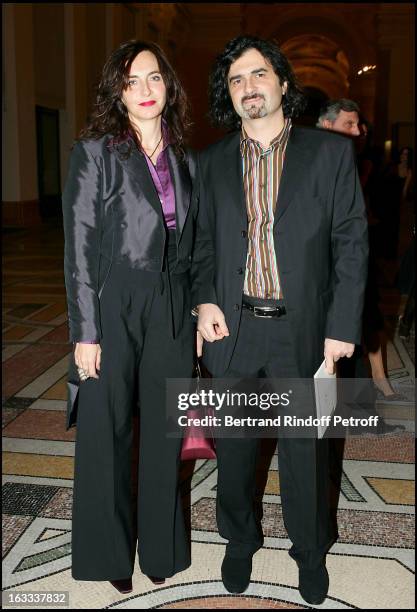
[357,65,376,75]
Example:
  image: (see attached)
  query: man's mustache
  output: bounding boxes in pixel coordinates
[241,93,265,104]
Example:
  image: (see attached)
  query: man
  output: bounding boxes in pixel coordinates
[191,36,368,605]
[317,98,360,136]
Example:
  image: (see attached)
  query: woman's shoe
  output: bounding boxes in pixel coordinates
[398,316,411,339]
[109,577,133,594]
[146,575,165,585]
[375,388,407,402]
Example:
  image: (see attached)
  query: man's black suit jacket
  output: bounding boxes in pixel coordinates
[191,125,369,378]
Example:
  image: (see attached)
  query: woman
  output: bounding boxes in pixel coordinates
[364,146,413,398]
[356,123,404,401]
[377,146,413,260]
[62,40,197,593]
[398,234,415,340]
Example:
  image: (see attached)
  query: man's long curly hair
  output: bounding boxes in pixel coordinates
[79,39,191,159]
[209,35,306,131]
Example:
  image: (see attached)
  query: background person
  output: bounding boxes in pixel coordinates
[316,98,360,137]
[319,99,406,406]
[375,146,413,261]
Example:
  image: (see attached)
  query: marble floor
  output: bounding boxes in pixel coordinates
[2,221,415,609]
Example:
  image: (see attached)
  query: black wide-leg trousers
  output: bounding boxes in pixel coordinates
[214,302,334,566]
[71,257,193,580]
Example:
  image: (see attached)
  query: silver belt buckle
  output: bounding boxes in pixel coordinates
[253,306,275,318]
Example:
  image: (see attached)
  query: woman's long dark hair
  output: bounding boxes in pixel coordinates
[79,40,191,159]
[209,35,306,131]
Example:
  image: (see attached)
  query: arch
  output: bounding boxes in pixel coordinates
[280,34,351,100]
[266,14,375,73]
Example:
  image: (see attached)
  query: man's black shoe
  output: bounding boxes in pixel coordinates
[221,554,252,594]
[109,577,133,594]
[289,548,329,605]
[298,563,329,605]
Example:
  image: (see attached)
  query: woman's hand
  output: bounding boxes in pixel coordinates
[197,304,229,342]
[74,343,101,379]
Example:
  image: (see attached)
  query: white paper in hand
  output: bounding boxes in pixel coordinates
[314,359,337,438]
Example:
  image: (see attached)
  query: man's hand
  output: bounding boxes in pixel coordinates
[197,303,229,343]
[324,338,355,374]
[74,343,101,379]
[196,330,203,358]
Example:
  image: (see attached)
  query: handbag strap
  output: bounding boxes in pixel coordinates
[195,359,202,379]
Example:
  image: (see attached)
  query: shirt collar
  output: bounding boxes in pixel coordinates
[240,118,292,156]
[161,117,173,151]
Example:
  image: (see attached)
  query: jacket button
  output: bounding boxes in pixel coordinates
[237,267,243,274]
[241,230,247,238]
[119,190,125,196]
[120,222,127,228]
[234,304,240,311]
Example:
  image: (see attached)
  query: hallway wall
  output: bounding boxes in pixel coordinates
[2,3,414,226]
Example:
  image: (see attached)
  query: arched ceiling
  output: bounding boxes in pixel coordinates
[261,9,377,73]
[280,34,351,99]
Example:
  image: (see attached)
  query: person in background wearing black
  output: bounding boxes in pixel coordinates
[320,101,407,410]
[377,146,413,261]
[397,231,415,340]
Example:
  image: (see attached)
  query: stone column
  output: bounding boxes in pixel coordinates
[60,4,87,188]
[2,4,40,225]
[105,3,124,56]
[374,4,415,149]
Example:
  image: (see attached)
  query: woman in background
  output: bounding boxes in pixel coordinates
[377,146,413,260]
[358,125,406,400]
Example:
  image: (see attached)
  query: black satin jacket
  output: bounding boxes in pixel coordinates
[62,134,198,344]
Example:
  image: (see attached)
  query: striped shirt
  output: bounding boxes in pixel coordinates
[240,119,291,299]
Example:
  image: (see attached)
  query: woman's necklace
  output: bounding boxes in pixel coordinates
[143,134,163,160]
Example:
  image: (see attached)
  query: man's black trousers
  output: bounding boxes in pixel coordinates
[214,301,334,567]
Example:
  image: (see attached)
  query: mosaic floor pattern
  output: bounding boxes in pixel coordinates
[2,223,415,609]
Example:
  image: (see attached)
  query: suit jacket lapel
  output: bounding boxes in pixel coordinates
[275,126,312,225]
[115,142,162,216]
[222,129,312,227]
[166,146,191,244]
[224,133,247,224]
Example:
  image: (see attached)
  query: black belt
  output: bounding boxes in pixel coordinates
[242,301,286,318]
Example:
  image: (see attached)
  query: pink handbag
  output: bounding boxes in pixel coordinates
[180,361,216,461]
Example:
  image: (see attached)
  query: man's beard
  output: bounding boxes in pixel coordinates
[242,102,268,119]
[240,95,268,119]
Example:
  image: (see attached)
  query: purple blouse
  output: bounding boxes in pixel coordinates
[143,123,176,230]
